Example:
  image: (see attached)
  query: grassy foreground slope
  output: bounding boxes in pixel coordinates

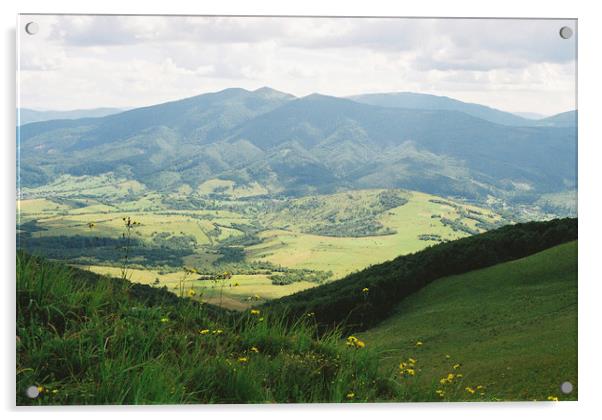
[362,241,577,401]
[16,220,577,404]
[16,253,403,405]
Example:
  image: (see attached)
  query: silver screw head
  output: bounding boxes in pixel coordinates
[25,22,39,35]
[25,385,39,398]
[560,381,574,394]
[559,26,573,40]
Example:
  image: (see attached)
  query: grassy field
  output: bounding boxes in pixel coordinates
[360,241,577,401]
[83,265,318,310]
[20,173,146,201]
[248,191,502,277]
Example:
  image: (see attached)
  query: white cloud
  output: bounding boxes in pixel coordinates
[18,15,576,115]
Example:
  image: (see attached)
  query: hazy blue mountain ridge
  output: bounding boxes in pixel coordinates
[535,110,577,127]
[18,107,126,125]
[349,92,576,129]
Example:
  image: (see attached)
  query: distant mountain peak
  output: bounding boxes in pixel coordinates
[301,93,350,102]
[302,92,327,99]
[253,86,289,94]
[252,86,296,99]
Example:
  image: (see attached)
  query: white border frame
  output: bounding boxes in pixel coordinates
[3,1,600,419]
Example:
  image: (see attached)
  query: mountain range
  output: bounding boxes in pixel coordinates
[18,87,577,204]
[18,107,126,125]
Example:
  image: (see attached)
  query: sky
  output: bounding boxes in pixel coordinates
[18,15,577,116]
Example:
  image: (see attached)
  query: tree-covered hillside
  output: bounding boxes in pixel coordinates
[18,88,576,205]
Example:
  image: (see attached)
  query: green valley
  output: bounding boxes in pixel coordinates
[18,175,505,309]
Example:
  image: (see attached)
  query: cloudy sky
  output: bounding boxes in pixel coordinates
[18,15,576,116]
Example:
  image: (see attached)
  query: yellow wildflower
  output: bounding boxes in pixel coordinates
[465,387,475,394]
[416,341,423,347]
[199,329,210,335]
[238,357,248,363]
[188,289,196,297]
[250,309,261,316]
[399,357,418,376]
[476,385,485,390]
[362,287,369,294]
[547,396,559,401]
[453,363,461,370]
[37,386,45,393]
[212,329,223,335]
[160,317,169,323]
[346,336,365,349]
[435,389,445,397]
[440,373,455,385]
[250,346,259,353]
[346,392,355,399]
[456,373,463,378]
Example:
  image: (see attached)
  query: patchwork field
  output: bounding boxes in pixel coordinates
[18,175,507,310]
[247,191,501,276]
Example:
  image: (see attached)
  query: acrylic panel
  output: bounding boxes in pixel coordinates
[16,15,577,405]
